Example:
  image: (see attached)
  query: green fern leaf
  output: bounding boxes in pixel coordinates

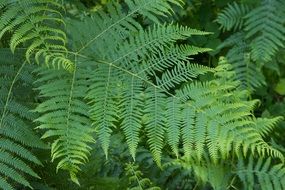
[86,64,120,157]
[244,0,285,62]
[216,2,250,31]
[35,62,94,182]
[144,87,166,166]
[157,63,213,90]
[254,117,284,138]
[141,45,211,76]
[165,97,182,158]
[0,0,73,70]
[120,77,144,159]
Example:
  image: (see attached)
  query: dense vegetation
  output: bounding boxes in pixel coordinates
[0,0,285,189]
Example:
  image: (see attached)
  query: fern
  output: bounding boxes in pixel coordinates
[219,32,266,91]
[86,64,119,158]
[120,77,144,160]
[69,0,185,55]
[3,0,283,188]
[35,63,94,184]
[56,0,285,179]
[0,50,46,189]
[140,44,211,75]
[125,163,160,190]
[244,0,285,63]
[217,0,285,91]
[253,117,284,138]
[165,97,182,158]
[144,87,166,166]
[216,2,250,31]
[237,156,285,190]
[0,0,73,70]
[175,60,283,163]
[66,0,211,166]
[157,63,213,90]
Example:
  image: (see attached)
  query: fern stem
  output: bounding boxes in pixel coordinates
[227,176,237,190]
[0,61,26,128]
[64,54,77,165]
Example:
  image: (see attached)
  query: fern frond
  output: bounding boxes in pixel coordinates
[228,43,265,91]
[254,117,284,138]
[35,63,94,184]
[175,63,283,163]
[157,63,213,90]
[216,2,250,31]
[141,45,211,75]
[70,0,184,54]
[0,0,73,70]
[144,87,166,166]
[165,97,182,158]
[120,77,144,159]
[70,0,210,166]
[125,0,184,23]
[0,50,45,189]
[112,25,210,68]
[219,33,266,91]
[125,163,161,190]
[244,0,285,62]
[237,156,285,190]
[86,64,120,158]
[64,1,285,184]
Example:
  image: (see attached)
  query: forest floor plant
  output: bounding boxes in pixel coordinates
[0,0,285,189]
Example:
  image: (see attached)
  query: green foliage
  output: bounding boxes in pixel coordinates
[237,156,285,190]
[0,0,285,189]
[0,0,73,70]
[217,0,285,91]
[0,50,46,189]
[218,32,266,91]
[125,163,160,190]
[244,0,285,63]
[216,2,250,31]
[34,65,94,184]
[275,78,285,95]
[66,0,211,168]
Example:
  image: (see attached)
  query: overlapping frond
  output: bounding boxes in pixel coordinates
[218,32,265,91]
[69,0,184,54]
[65,0,211,166]
[0,50,45,189]
[175,62,283,163]
[217,0,285,92]
[0,0,73,70]
[237,156,285,190]
[32,0,285,187]
[35,63,94,184]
